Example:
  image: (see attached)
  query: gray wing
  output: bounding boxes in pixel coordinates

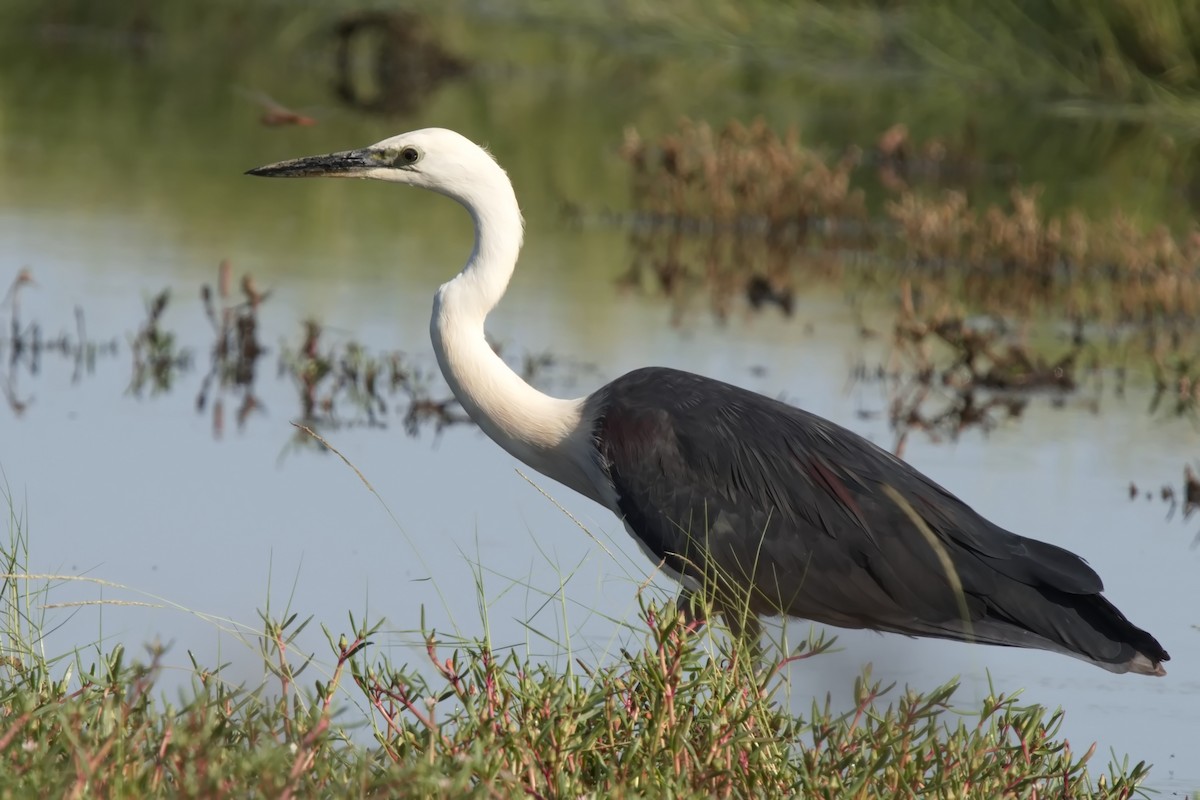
[594,367,1167,671]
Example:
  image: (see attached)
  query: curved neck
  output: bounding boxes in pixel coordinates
[428,174,603,503]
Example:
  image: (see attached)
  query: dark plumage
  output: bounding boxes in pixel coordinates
[595,367,1168,675]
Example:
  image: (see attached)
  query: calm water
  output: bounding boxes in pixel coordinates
[2,4,1199,791]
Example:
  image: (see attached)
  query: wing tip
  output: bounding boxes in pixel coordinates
[1122,651,1168,677]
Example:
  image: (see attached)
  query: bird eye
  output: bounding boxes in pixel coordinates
[396,146,421,166]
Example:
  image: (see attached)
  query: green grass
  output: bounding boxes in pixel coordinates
[0,489,1166,798]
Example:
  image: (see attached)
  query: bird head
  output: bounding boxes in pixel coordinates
[246,128,509,204]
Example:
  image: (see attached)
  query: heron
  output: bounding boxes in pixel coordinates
[248,128,1169,676]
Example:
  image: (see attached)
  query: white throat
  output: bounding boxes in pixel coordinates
[426,157,606,506]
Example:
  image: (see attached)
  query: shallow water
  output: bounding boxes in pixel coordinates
[2,4,1199,791]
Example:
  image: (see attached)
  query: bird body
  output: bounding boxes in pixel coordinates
[249,128,1168,676]
[595,367,1163,671]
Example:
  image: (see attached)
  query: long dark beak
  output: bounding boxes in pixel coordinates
[245,148,376,178]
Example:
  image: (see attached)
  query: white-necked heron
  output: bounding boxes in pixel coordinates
[249,129,1168,676]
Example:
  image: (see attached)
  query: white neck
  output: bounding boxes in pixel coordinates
[427,162,605,505]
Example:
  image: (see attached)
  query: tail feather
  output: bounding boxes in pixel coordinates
[969,525,1168,675]
[985,583,1169,675]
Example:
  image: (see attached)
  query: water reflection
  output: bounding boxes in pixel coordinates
[331,9,467,116]
[196,260,266,437]
[618,119,1200,371]
[3,262,1161,459]
[877,377,1030,459]
[277,318,470,440]
[1130,464,1200,536]
[869,121,1021,193]
[1149,349,1200,421]
[2,269,119,416]
[1,262,623,449]
[128,289,192,396]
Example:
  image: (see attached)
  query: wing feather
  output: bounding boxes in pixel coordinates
[594,367,1167,670]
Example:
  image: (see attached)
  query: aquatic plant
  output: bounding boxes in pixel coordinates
[621,119,1200,354]
[128,289,191,396]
